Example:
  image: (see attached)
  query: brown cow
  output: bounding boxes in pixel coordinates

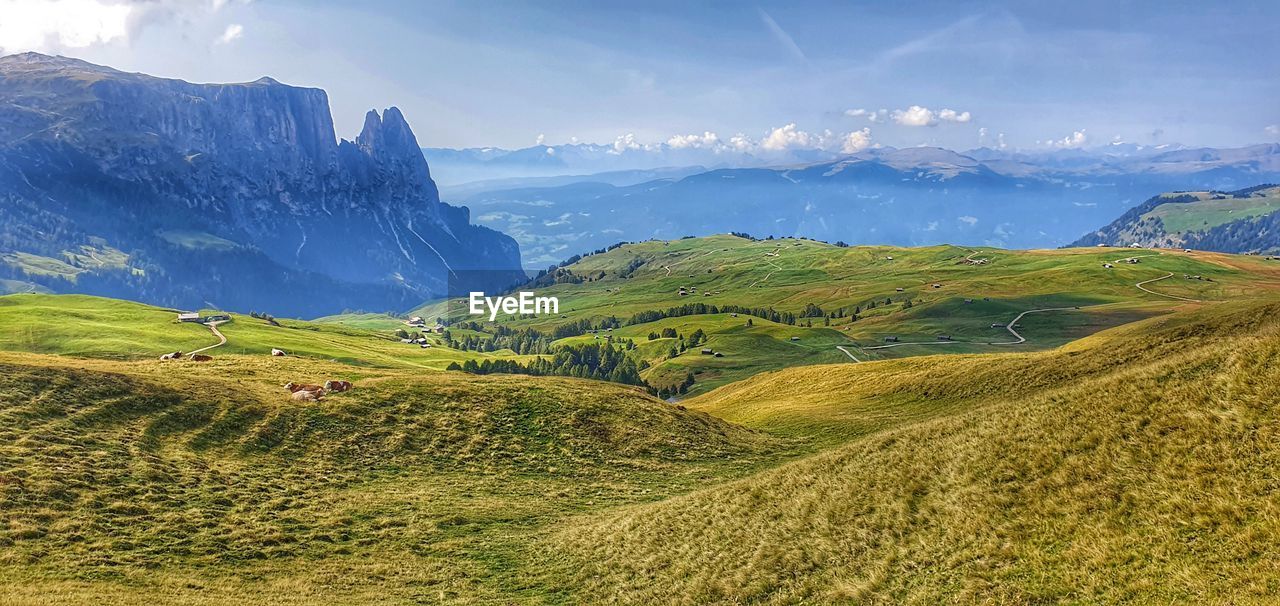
[323,380,352,392]
[189,354,213,362]
[290,389,322,402]
[284,382,324,393]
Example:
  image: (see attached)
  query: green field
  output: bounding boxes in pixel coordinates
[0,294,526,369]
[415,234,1280,394]
[3,293,1280,603]
[1146,187,1280,234]
[4,239,1280,603]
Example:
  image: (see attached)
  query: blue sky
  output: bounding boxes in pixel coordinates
[3,0,1278,151]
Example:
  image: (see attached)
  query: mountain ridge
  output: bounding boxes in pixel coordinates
[0,53,523,316]
[1071,184,1280,253]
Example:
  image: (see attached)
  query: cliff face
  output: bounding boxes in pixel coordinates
[0,53,522,316]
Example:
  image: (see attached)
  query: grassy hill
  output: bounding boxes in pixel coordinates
[0,293,521,369]
[1074,184,1280,253]
[535,300,1280,603]
[4,292,1280,602]
[415,234,1280,394]
[0,352,783,604]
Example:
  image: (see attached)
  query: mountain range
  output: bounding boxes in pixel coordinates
[450,144,1280,268]
[0,53,522,317]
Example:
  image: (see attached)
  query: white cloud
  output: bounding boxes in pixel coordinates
[892,105,937,126]
[1266,125,1280,138]
[667,131,720,149]
[957,215,979,226]
[841,127,872,154]
[216,23,243,44]
[0,0,243,53]
[0,0,131,51]
[997,132,1007,149]
[924,221,939,231]
[609,133,653,155]
[881,105,972,127]
[1046,129,1089,149]
[760,123,833,152]
[535,133,546,145]
[727,133,755,152]
[866,109,888,123]
[844,108,868,118]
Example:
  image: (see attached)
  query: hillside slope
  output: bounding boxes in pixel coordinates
[417,234,1280,395]
[1072,184,1280,253]
[0,52,522,315]
[537,301,1280,603]
[0,354,780,604]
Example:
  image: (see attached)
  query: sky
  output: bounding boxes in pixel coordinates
[2,0,1278,152]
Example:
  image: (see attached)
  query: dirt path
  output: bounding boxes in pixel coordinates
[661,249,714,277]
[1135,272,1202,302]
[749,256,783,289]
[988,305,1098,346]
[188,321,228,356]
[835,345,861,362]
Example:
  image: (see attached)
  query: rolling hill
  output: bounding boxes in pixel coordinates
[3,289,1280,602]
[413,234,1280,395]
[536,300,1280,603]
[1073,184,1280,253]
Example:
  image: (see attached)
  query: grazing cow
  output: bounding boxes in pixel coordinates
[189,354,213,362]
[324,380,352,392]
[159,351,183,361]
[284,382,325,393]
[291,389,322,402]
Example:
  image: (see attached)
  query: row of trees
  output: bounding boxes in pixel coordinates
[628,302,799,326]
[448,341,647,387]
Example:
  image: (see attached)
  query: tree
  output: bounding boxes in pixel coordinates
[689,328,706,346]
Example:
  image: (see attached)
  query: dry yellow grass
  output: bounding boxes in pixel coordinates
[5,298,1280,603]
[536,301,1280,604]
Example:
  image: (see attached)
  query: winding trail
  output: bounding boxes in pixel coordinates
[989,306,1096,346]
[1135,272,1202,302]
[834,345,861,362]
[188,321,228,356]
[749,256,784,289]
[661,249,714,277]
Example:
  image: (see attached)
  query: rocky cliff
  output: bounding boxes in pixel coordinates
[0,52,522,316]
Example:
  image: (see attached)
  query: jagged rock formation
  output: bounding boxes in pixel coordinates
[0,52,522,316]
